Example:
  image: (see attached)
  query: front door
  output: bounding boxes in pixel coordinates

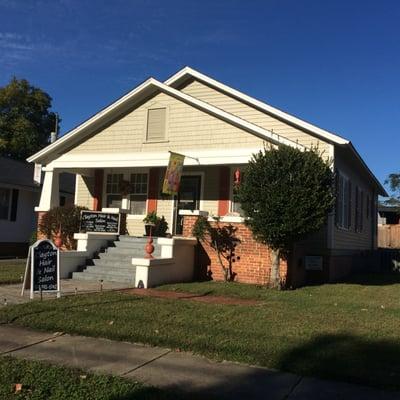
[174,175,201,234]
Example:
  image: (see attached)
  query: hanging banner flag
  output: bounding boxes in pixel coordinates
[162,152,185,195]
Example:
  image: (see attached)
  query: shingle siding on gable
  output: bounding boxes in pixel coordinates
[65,92,265,156]
[181,79,330,156]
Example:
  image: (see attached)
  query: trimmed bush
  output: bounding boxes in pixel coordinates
[38,205,87,249]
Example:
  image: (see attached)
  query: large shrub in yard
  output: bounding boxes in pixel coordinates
[237,144,335,288]
[38,205,87,249]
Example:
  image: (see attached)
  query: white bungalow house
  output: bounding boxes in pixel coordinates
[27,67,387,287]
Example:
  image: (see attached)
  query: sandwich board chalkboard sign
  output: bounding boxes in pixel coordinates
[80,210,120,234]
[29,239,60,299]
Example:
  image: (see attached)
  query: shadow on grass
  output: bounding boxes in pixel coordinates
[340,272,400,286]
[276,333,400,390]
[1,294,143,324]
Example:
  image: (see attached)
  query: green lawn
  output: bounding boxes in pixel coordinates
[1,274,400,390]
[0,356,177,400]
[0,260,26,285]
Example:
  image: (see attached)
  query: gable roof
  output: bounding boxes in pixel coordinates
[27,67,387,196]
[166,67,387,196]
[165,66,349,146]
[27,78,304,165]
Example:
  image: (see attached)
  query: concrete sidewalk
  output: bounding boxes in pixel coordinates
[0,325,398,400]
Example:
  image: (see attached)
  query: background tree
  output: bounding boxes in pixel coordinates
[237,144,335,288]
[383,173,400,206]
[0,77,59,160]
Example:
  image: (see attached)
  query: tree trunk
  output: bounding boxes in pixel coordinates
[270,249,281,288]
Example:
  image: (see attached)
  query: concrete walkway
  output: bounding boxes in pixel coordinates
[0,325,398,400]
[0,279,133,306]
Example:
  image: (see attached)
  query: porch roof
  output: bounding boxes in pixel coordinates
[46,147,261,170]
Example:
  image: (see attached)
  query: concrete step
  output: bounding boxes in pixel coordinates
[85,265,137,276]
[83,268,136,280]
[102,248,161,258]
[118,235,149,243]
[93,259,133,268]
[112,241,161,251]
[72,271,135,284]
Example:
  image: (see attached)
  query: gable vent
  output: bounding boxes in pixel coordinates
[146,108,166,141]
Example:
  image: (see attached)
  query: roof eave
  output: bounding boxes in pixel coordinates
[345,142,388,197]
[165,67,349,146]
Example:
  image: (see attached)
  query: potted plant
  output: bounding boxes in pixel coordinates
[143,211,169,237]
[143,211,158,236]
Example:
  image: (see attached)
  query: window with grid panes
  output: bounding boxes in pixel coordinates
[130,173,148,215]
[106,174,123,208]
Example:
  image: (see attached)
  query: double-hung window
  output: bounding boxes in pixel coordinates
[130,173,148,215]
[336,173,352,229]
[0,188,10,220]
[355,186,364,232]
[106,174,123,208]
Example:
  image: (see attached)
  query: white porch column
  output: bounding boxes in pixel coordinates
[35,169,60,212]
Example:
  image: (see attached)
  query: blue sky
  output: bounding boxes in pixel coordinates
[0,0,399,193]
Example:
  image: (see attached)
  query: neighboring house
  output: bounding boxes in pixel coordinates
[0,157,75,257]
[378,204,400,225]
[27,67,387,286]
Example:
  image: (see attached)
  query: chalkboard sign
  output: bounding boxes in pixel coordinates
[31,240,60,295]
[80,211,120,233]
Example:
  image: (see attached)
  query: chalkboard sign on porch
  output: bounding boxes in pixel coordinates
[80,211,120,234]
[31,239,60,297]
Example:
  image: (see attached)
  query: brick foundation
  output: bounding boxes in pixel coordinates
[182,215,287,285]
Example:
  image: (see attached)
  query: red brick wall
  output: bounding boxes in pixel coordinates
[183,215,287,285]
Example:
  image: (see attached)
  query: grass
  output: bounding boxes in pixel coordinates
[1,273,400,390]
[0,259,26,285]
[0,356,177,400]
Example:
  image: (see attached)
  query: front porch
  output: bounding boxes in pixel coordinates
[37,162,247,237]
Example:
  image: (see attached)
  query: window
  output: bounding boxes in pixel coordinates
[146,108,166,141]
[355,187,364,232]
[106,174,123,208]
[366,194,370,219]
[130,173,148,215]
[336,173,352,229]
[0,188,10,220]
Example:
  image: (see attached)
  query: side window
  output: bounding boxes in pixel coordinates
[0,188,10,220]
[355,187,364,232]
[130,173,148,215]
[106,174,123,208]
[335,172,352,229]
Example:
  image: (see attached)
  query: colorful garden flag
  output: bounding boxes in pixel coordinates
[162,152,185,195]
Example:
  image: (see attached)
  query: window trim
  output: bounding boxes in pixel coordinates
[143,105,169,143]
[355,186,364,233]
[0,187,11,221]
[129,172,149,217]
[336,172,352,231]
[105,173,123,209]
[103,169,150,217]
